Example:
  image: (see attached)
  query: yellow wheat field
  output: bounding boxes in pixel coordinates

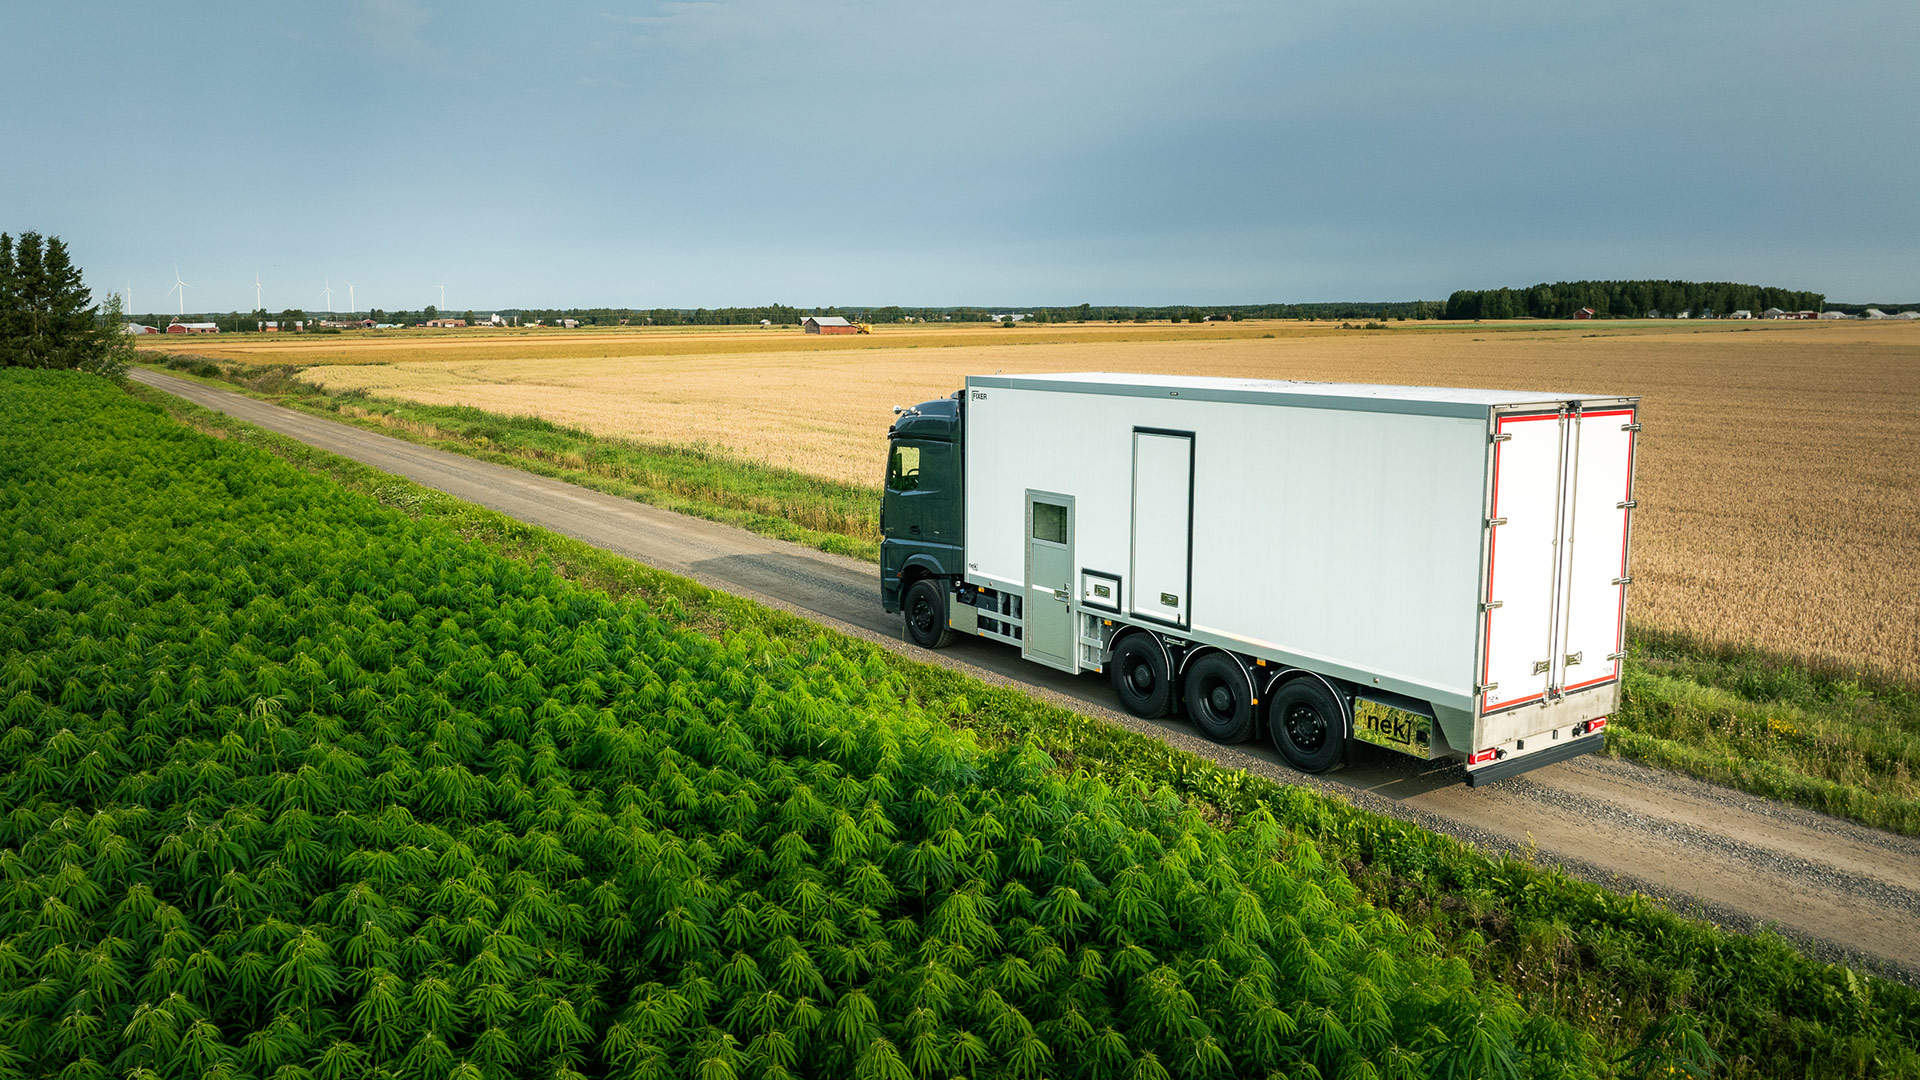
[280,320,1920,679]
[135,320,1320,366]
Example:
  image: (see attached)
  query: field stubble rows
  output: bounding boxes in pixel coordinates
[266,321,1920,683]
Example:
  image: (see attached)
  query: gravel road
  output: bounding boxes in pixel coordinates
[130,367,1920,983]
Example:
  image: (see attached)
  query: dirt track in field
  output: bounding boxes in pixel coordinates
[132,366,1920,984]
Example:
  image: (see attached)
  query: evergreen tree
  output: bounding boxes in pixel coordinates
[0,233,16,357]
[0,231,127,376]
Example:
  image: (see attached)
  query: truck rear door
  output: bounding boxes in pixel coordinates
[1555,407,1637,696]
[1479,402,1637,716]
[1480,410,1563,712]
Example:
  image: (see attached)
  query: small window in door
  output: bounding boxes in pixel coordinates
[1031,502,1067,544]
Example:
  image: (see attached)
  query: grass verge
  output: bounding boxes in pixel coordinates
[1614,628,1920,834]
[148,355,881,559]
[127,376,1920,1078]
[144,355,1920,836]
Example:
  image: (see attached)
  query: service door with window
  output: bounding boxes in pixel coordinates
[1023,492,1076,672]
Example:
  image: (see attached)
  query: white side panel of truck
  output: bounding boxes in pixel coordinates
[1197,404,1486,694]
[963,382,1489,705]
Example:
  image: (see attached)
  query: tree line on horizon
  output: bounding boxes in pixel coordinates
[1442,280,1826,320]
[461,300,1448,327]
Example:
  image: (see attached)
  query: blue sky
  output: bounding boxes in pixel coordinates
[7,1,1916,311]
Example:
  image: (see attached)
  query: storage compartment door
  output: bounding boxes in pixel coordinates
[1481,412,1562,713]
[1130,430,1192,627]
[1556,408,1637,695]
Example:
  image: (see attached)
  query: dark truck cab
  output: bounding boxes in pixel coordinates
[879,394,965,618]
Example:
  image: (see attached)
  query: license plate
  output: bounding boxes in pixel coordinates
[1353,697,1433,757]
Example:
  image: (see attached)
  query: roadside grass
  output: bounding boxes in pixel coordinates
[150,355,881,559]
[125,377,1920,1079]
[1614,628,1920,834]
[143,355,1920,836]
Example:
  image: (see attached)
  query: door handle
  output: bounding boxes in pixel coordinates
[1053,589,1069,600]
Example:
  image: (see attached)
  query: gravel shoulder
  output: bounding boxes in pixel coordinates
[130,366,1920,983]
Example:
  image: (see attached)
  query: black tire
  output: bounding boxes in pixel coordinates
[1267,677,1346,772]
[1183,651,1257,744]
[903,578,954,649]
[1109,633,1176,718]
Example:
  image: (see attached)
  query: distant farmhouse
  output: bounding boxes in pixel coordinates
[803,316,856,335]
[165,321,219,334]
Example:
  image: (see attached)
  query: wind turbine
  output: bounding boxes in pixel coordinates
[323,276,334,313]
[251,270,263,311]
[346,280,356,316]
[438,281,446,310]
[126,279,133,316]
[169,267,191,317]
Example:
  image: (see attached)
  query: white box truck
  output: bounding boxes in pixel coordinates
[880,373,1640,785]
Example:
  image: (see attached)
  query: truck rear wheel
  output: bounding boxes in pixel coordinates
[1267,678,1345,772]
[903,578,954,649]
[1183,651,1256,743]
[1109,633,1175,718]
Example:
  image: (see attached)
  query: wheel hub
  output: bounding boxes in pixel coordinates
[1286,702,1326,752]
[1208,684,1234,715]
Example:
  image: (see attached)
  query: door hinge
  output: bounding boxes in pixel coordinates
[1479,600,1503,612]
[1606,651,1626,661]
[1487,517,1507,527]
[1617,499,1637,509]
[1622,422,1642,432]
[1490,432,1512,442]
[1532,660,1551,675]
[1564,651,1583,666]
[1612,576,1633,586]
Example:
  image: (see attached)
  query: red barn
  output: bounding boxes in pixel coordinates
[1573,308,1596,320]
[165,322,220,334]
[803,316,857,335]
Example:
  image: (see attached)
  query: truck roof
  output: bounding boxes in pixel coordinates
[967,372,1634,419]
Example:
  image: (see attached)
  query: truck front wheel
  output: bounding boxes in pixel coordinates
[1267,678,1346,772]
[1109,633,1175,718]
[903,578,955,649]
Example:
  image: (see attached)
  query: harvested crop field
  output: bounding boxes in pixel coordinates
[202,320,1920,680]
